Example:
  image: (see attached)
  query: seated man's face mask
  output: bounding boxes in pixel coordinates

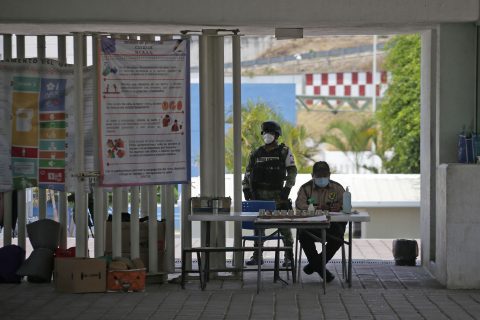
[314,177,329,188]
[262,133,275,144]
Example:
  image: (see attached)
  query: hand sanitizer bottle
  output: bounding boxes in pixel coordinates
[343,187,352,214]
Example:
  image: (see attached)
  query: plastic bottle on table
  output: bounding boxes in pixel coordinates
[307,198,315,215]
[343,187,352,214]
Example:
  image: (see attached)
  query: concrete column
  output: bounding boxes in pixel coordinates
[122,188,129,212]
[140,185,148,218]
[130,186,140,259]
[39,189,47,220]
[3,192,12,246]
[112,187,123,258]
[58,192,67,249]
[17,191,26,249]
[2,34,12,246]
[181,183,192,270]
[433,23,477,288]
[57,35,66,63]
[92,35,104,258]
[162,185,175,273]
[232,33,243,267]
[199,29,226,269]
[16,35,27,249]
[148,185,158,273]
[436,24,477,163]
[420,29,438,266]
[37,35,46,58]
[57,35,68,249]
[74,33,88,257]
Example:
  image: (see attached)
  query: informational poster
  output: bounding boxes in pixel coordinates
[98,37,190,186]
[0,59,71,191]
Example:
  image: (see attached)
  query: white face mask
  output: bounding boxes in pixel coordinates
[262,133,275,144]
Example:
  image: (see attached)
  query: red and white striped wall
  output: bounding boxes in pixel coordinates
[304,71,390,98]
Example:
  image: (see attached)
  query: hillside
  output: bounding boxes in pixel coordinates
[243,35,391,150]
[241,35,390,76]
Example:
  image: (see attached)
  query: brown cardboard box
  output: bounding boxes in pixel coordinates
[105,220,165,272]
[107,268,146,292]
[54,258,106,293]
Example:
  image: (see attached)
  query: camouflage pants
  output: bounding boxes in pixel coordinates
[250,189,294,261]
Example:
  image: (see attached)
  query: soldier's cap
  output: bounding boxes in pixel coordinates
[312,161,330,175]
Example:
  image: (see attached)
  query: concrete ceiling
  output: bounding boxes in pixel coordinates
[0,0,478,36]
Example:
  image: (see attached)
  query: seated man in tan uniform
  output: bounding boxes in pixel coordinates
[295,161,346,283]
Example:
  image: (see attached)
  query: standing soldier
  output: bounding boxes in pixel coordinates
[242,120,297,266]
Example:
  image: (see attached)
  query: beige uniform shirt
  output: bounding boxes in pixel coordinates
[295,179,345,211]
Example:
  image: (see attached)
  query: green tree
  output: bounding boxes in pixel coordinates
[377,34,421,173]
[225,101,317,173]
[321,118,377,173]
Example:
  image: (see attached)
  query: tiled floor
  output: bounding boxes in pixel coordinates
[1,263,480,320]
[2,237,480,319]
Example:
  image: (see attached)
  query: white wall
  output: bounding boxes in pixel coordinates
[425,23,480,289]
[360,207,420,239]
[436,164,480,289]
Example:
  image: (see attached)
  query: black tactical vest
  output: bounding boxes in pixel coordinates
[251,144,288,191]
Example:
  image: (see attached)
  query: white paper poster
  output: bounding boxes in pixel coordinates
[98,38,190,186]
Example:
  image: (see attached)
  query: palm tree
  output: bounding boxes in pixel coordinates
[321,118,378,173]
[225,100,317,173]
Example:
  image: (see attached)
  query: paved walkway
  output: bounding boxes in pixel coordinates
[2,263,480,320]
[0,237,409,261]
[2,238,480,319]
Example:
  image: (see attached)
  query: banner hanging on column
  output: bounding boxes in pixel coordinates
[98,37,191,186]
[0,60,94,193]
[0,59,71,192]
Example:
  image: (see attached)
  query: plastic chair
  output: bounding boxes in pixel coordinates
[242,200,294,281]
[296,233,346,282]
[241,200,281,252]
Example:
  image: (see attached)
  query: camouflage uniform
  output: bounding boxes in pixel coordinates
[295,179,347,271]
[242,142,297,262]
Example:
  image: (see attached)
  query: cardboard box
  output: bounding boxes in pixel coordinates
[107,268,146,292]
[54,258,106,293]
[105,220,165,272]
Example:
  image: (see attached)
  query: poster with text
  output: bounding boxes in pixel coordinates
[98,38,190,186]
[0,59,71,191]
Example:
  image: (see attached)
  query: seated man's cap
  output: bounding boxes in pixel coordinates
[313,161,330,175]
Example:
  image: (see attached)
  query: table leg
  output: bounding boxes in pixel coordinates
[257,227,262,294]
[197,252,204,290]
[322,228,326,294]
[274,235,279,283]
[293,229,298,284]
[348,221,352,288]
[205,221,211,282]
[181,249,186,289]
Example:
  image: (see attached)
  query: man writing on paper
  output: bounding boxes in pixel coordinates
[295,161,346,283]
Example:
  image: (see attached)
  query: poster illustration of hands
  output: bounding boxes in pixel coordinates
[0,59,71,192]
[98,37,190,186]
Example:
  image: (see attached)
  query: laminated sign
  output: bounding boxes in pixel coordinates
[98,37,191,186]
